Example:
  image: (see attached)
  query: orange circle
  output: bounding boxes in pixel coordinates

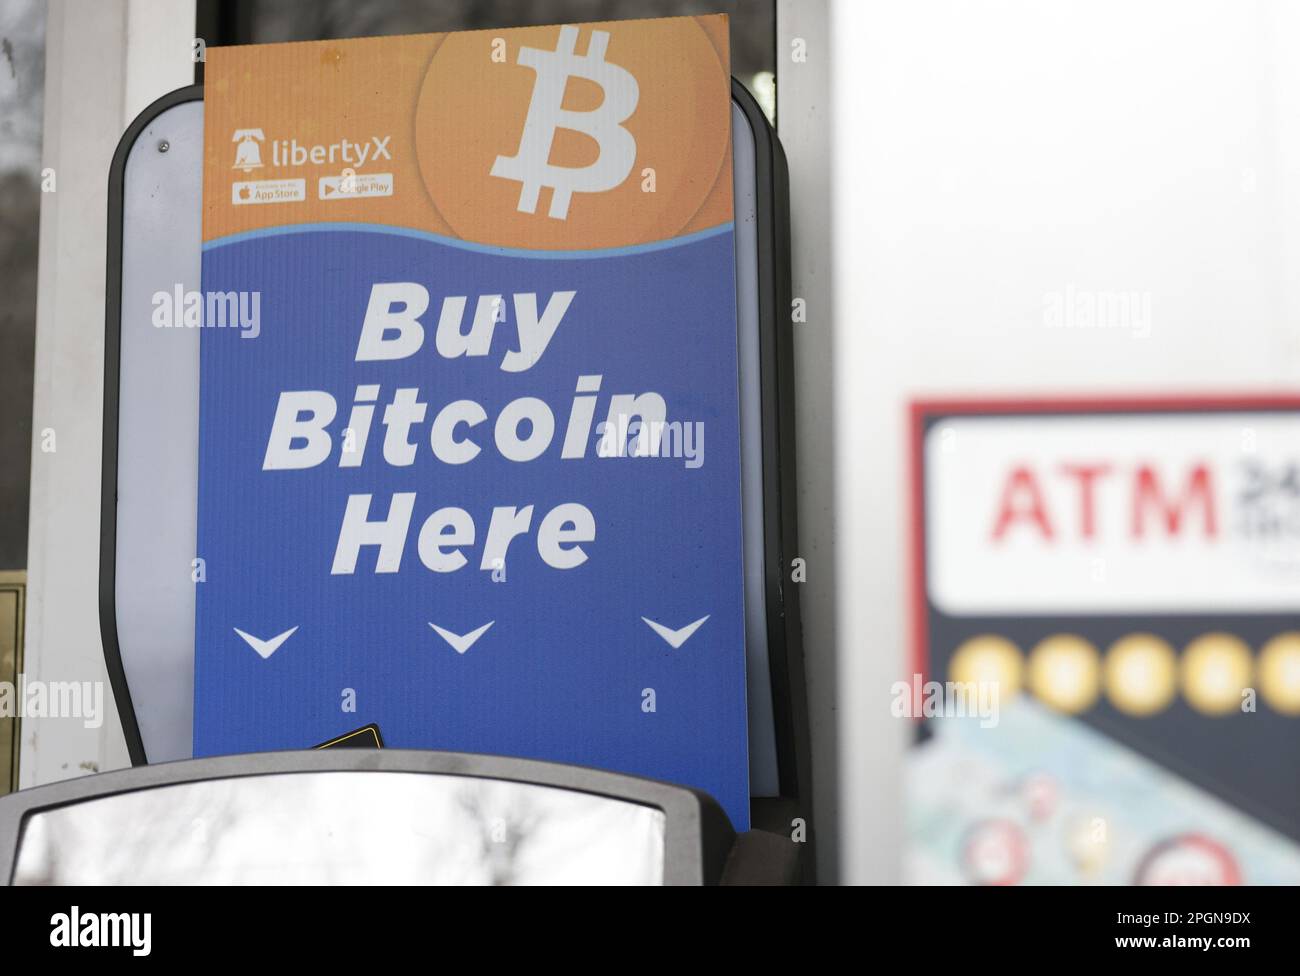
[1028,634,1101,714]
[1258,632,1300,715]
[1181,633,1252,716]
[949,635,1023,703]
[1104,633,1178,717]
[415,20,732,250]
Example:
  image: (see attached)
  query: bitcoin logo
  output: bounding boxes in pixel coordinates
[415,17,732,250]
[490,27,638,220]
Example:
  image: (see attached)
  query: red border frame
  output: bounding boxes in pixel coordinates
[908,393,1300,683]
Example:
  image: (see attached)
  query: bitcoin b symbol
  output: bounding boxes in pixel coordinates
[491,26,639,220]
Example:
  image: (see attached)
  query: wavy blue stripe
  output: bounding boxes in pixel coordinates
[203,220,733,259]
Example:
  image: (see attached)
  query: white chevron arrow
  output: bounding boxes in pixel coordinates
[641,615,710,649]
[428,620,494,654]
[233,625,298,659]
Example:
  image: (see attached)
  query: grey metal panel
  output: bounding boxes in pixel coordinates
[0,749,735,885]
[114,99,202,762]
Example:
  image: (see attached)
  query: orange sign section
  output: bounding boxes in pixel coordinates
[203,16,733,250]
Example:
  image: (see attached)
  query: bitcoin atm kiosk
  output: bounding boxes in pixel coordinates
[71,65,811,884]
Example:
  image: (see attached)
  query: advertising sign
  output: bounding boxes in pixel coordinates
[908,398,1300,883]
[197,17,749,827]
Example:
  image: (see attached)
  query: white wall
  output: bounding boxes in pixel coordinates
[827,0,1300,882]
[23,0,194,786]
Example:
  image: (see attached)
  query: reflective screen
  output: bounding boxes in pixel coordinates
[13,772,665,885]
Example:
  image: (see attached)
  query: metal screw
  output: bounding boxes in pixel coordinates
[157,139,170,153]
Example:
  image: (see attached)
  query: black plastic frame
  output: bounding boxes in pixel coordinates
[0,749,734,885]
[100,81,811,867]
[730,82,814,857]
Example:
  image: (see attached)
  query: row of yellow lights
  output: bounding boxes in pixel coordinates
[949,632,1300,717]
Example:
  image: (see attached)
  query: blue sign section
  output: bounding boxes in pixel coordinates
[195,225,750,829]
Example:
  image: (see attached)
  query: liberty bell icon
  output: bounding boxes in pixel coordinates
[232,129,265,173]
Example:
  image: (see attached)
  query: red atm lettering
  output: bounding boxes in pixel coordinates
[991,467,1054,540]
[990,462,1218,542]
[1131,463,1217,539]
[1060,462,1110,539]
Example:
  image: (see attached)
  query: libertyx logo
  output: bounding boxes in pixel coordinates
[269,135,392,168]
[50,907,151,957]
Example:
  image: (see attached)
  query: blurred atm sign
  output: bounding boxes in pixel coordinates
[918,398,1300,615]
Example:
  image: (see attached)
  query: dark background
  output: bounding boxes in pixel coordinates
[195,0,775,105]
[0,0,44,571]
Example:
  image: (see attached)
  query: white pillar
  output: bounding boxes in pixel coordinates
[780,0,905,884]
[22,0,195,787]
